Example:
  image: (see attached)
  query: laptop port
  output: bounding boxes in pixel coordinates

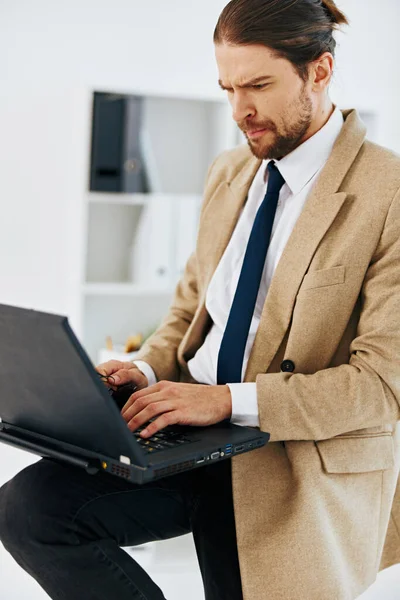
[196,457,205,464]
[234,445,244,453]
[211,452,220,460]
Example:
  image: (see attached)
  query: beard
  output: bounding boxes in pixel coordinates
[240,85,313,160]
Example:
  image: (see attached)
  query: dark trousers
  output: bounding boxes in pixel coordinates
[0,455,243,600]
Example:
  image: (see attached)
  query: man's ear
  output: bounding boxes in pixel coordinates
[311,52,334,91]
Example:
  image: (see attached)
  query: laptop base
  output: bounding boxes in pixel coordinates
[0,420,267,485]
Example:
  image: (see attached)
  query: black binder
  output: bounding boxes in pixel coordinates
[89,92,149,193]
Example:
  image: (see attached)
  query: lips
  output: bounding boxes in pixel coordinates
[246,128,269,139]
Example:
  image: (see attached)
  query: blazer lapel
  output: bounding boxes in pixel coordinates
[200,156,262,293]
[244,109,367,380]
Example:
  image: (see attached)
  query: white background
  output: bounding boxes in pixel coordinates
[1,0,400,598]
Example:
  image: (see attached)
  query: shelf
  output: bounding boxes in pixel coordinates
[82,283,176,296]
[79,89,238,361]
[88,192,202,206]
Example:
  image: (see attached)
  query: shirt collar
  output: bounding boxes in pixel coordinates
[262,105,344,195]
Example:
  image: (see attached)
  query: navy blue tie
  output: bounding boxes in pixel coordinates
[217,161,285,385]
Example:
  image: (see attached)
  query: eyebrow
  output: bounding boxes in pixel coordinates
[218,75,274,90]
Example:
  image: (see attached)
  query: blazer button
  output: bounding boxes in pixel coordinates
[280,360,295,373]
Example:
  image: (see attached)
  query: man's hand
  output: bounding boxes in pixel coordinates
[96,360,149,391]
[120,381,232,438]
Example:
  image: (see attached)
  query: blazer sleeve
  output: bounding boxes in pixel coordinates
[256,187,400,442]
[133,154,222,382]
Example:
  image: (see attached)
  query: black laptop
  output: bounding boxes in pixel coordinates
[0,303,270,484]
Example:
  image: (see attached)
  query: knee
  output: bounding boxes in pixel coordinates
[0,478,26,550]
[0,459,54,549]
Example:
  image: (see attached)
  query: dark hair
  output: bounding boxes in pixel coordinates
[214,0,349,82]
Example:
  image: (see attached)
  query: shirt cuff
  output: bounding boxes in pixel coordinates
[133,361,158,387]
[226,383,260,428]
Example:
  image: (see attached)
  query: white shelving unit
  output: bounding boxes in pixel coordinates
[78,89,242,364]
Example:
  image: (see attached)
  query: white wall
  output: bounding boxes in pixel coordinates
[0,0,229,327]
[331,0,400,148]
[1,1,400,598]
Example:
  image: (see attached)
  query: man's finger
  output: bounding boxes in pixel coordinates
[109,368,137,386]
[125,399,173,431]
[121,383,160,415]
[96,360,122,375]
[122,390,166,421]
[138,410,178,438]
[96,369,118,389]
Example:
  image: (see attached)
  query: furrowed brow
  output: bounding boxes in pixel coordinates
[218,75,273,90]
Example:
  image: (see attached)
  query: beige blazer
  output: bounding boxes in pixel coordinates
[135,109,400,600]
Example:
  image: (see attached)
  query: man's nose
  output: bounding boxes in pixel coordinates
[231,95,255,124]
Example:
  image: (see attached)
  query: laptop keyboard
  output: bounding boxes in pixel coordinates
[133,423,194,454]
[109,384,195,454]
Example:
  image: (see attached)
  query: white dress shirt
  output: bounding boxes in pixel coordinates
[135,106,344,427]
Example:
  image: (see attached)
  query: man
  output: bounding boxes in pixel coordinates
[1,0,400,598]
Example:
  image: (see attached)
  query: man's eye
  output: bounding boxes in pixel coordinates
[253,84,268,90]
